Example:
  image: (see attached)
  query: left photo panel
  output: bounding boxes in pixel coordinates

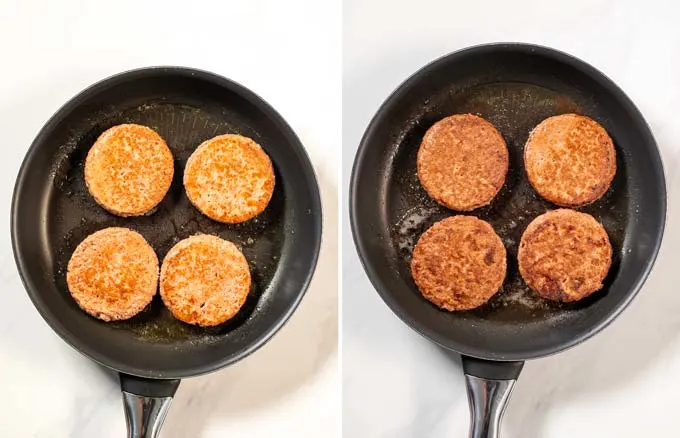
[0,1,339,437]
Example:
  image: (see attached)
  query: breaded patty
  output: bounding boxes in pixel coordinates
[518,209,612,302]
[417,114,509,211]
[524,114,616,207]
[66,227,158,321]
[85,124,174,216]
[411,216,507,311]
[160,234,251,326]
[184,134,275,223]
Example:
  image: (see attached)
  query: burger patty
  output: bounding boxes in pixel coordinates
[524,114,616,207]
[66,227,159,321]
[417,114,509,211]
[411,216,507,311]
[85,124,174,216]
[518,209,613,302]
[184,134,275,223]
[160,234,251,326]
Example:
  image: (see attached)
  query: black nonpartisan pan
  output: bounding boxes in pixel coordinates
[12,67,322,437]
[350,43,666,437]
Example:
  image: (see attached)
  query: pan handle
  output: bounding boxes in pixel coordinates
[119,374,181,438]
[462,356,524,438]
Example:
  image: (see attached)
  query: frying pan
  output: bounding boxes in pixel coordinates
[11,67,322,437]
[350,43,666,437]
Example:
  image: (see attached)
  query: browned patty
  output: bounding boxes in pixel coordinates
[411,216,507,311]
[417,114,509,211]
[66,227,159,321]
[85,124,174,216]
[524,114,616,207]
[160,234,251,326]
[518,209,612,302]
[184,134,275,224]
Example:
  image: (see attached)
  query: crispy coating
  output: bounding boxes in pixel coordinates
[160,234,251,326]
[411,216,507,311]
[524,114,616,207]
[184,134,275,223]
[66,227,159,321]
[85,124,174,216]
[518,209,612,302]
[417,114,509,211]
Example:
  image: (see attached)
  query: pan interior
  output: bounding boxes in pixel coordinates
[352,45,665,360]
[13,69,321,377]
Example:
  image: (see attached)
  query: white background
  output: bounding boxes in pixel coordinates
[0,1,339,437]
[344,0,680,437]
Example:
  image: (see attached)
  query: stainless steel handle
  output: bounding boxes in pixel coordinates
[119,374,180,438]
[465,375,516,438]
[122,392,174,438]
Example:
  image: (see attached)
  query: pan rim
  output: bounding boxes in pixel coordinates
[349,42,667,362]
[11,66,323,378]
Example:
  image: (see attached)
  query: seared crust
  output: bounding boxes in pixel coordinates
[417,114,509,211]
[85,124,174,216]
[524,114,616,207]
[410,216,507,311]
[518,209,612,302]
[66,227,159,321]
[160,234,251,326]
[184,134,275,223]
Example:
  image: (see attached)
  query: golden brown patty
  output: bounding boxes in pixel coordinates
[184,134,275,223]
[66,227,158,321]
[160,234,251,326]
[518,209,612,302]
[417,114,509,211]
[524,114,616,207]
[85,124,174,216]
[411,216,507,311]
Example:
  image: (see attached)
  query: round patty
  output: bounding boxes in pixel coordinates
[85,124,174,216]
[184,134,275,223]
[66,227,159,321]
[518,209,612,302]
[411,216,507,311]
[417,114,509,211]
[524,114,616,207]
[160,234,251,326]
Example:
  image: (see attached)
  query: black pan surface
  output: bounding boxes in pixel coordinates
[350,43,666,361]
[12,67,322,378]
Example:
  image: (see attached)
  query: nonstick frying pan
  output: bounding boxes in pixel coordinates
[350,43,666,437]
[12,67,322,437]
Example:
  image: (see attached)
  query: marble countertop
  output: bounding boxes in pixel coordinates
[343,0,680,437]
[0,1,339,437]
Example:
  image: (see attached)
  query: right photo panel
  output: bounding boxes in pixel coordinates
[343,0,678,437]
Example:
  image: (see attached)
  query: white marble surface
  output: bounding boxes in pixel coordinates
[343,0,680,437]
[0,1,339,437]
